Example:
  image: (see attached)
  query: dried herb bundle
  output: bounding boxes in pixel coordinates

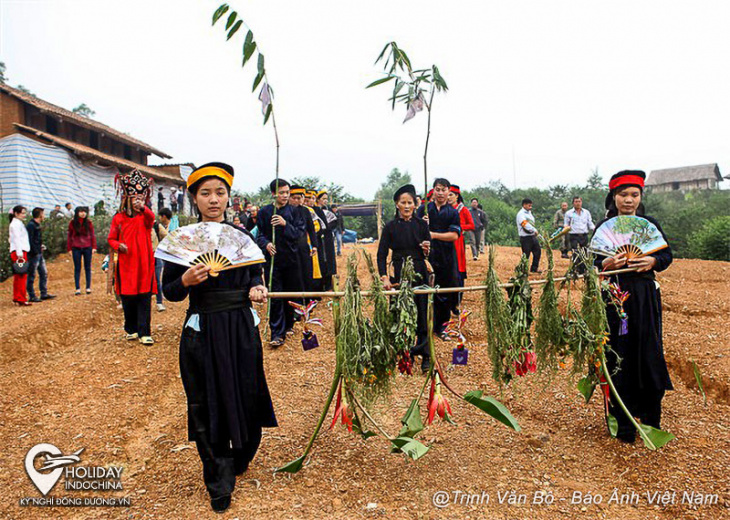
[506,255,536,379]
[534,235,566,374]
[483,246,512,385]
[575,251,609,375]
[390,257,419,359]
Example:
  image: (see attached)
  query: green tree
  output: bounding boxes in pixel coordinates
[0,62,6,84]
[72,103,96,118]
[16,85,34,96]
[374,168,411,222]
[688,216,730,261]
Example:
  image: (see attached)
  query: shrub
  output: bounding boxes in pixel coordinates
[688,216,730,262]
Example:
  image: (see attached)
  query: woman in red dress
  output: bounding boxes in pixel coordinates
[107,169,157,345]
[448,185,474,312]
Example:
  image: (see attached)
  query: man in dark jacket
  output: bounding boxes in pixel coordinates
[332,204,345,255]
[467,198,488,260]
[26,208,55,302]
[256,179,305,346]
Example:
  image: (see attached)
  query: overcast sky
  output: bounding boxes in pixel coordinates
[2,0,729,198]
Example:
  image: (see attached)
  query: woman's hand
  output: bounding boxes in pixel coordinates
[628,255,657,273]
[420,240,431,256]
[118,244,128,254]
[249,285,268,303]
[602,252,627,270]
[381,275,392,291]
[182,263,210,287]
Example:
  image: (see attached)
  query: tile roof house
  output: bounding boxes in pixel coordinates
[0,83,192,213]
[646,164,723,193]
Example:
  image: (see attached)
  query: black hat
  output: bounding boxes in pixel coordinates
[605,170,646,209]
[187,162,234,192]
[393,184,417,203]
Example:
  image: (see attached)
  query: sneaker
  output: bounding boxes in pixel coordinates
[156,303,167,312]
[210,494,231,513]
[139,336,154,345]
[473,256,478,261]
[75,289,81,296]
[125,333,139,341]
[86,288,92,294]
[41,294,56,300]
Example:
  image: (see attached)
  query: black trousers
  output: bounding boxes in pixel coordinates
[180,328,263,499]
[266,259,303,341]
[569,233,589,272]
[519,235,541,271]
[120,293,151,336]
[609,387,665,441]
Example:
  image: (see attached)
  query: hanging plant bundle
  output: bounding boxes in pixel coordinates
[534,234,566,374]
[575,251,609,376]
[337,255,370,384]
[389,257,419,374]
[361,252,398,398]
[506,255,536,378]
[483,246,512,385]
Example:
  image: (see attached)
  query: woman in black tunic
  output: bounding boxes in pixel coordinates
[162,163,275,512]
[595,170,673,443]
[377,184,431,371]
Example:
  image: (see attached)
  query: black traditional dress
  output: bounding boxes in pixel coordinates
[163,226,277,499]
[594,215,673,440]
[377,215,431,351]
[417,201,461,334]
[313,205,336,290]
[294,204,319,296]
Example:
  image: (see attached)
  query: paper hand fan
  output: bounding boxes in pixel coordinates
[589,216,667,259]
[155,222,264,276]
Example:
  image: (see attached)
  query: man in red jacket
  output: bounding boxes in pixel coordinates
[108,169,157,345]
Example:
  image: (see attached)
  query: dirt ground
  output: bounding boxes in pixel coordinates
[1,244,728,520]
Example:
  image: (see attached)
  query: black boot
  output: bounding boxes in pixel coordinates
[210,494,231,513]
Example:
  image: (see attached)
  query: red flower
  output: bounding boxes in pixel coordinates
[427,373,453,425]
[514,349,537,377]
[397,351,413,376]
[330,379,353,432]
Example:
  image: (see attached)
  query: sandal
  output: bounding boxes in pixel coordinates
[269,337,285,348]
[125,333,139,341]
[139,336,154,345]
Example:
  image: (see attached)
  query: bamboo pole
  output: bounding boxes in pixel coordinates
[264,267,639,299]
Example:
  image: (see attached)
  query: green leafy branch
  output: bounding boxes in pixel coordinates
[366,42,449,197]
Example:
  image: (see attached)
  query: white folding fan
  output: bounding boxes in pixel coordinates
[589,216,668,259]
[155,222,264,276]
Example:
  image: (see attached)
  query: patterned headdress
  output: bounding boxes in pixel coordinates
[116,168,153,214]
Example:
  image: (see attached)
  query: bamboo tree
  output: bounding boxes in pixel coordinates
[366,42,448,197]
